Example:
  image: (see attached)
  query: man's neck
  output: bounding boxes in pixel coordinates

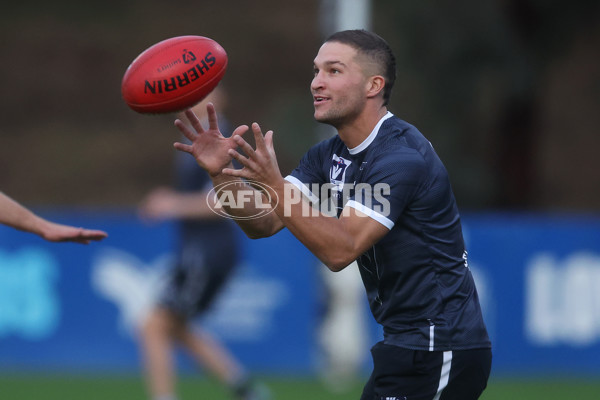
[337,106,388,149]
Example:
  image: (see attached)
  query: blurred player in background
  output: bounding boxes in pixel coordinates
[0,191,107,243]
[137,87,269,400]
[172,30,491,399]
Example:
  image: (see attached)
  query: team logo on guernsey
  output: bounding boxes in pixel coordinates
[330,154,352,189]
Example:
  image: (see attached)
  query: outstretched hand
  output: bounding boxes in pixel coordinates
[173,103,248,177]
[41,221,108,244]
[222,122,283,189]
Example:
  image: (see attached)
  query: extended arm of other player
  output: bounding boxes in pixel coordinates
[223,124,389,272]
[0,192,108,244]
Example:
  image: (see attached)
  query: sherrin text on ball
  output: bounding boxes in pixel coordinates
[121,35,227,114]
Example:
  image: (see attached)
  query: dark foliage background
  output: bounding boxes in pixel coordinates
[1,0,598,211]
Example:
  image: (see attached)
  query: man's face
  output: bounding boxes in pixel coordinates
[311,41,369,127]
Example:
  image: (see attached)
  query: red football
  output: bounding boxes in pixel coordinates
[121,35,227,114]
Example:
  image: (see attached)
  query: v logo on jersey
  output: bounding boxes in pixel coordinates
[330,154,352,187]
[331,165,343,180]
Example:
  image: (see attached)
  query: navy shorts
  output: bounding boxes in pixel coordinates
[360,342,492,400]
[158,238,237,319]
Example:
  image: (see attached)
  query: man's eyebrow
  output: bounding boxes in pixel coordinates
[314,60,347,68]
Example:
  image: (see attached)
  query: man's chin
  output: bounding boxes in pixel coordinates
[314,114,342,129]
[314,112,333,125]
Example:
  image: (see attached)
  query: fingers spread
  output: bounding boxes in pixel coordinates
[221,167,245,177]
[206,103,220,131]
[228,148,251,168]
[252,122,266,149]
[174,119,197,142]
[185,109,205,133]
[264,130,274,149]
[232,124,250,138]
[174,142,193,153]
[233,135,256,158]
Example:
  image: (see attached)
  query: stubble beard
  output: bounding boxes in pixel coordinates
[314,96,363,129]
[315,108,344,128]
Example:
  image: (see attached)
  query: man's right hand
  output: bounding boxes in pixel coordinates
[173,103,248,177]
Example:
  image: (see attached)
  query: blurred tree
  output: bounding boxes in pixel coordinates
[0,0,598,211]
[0,0,320,206]
[373,0,600,210]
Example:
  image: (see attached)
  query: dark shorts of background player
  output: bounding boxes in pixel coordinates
[360,342,492,400]
[158,241,238,319]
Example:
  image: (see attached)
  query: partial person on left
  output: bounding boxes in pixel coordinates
[0,191,107,244]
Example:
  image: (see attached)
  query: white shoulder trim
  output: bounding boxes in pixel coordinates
[348,111,394,155]
[345,200,394,230]
[284,175,319,203]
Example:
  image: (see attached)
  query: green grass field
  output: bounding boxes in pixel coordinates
[1,374,599,400]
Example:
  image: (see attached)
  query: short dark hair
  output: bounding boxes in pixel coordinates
[325,29,396,106]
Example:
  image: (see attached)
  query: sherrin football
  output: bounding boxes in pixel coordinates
[121,36,227,114]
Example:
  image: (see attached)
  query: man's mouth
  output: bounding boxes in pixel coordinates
[314,96,329,104]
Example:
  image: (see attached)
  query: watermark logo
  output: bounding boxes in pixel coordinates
[206,180,391,221]
[283,182,391,219]
[207,180,278,220]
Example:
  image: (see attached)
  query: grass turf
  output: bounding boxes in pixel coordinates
[0,374,598,399]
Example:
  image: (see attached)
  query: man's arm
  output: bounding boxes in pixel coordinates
[207,173,285,238]
[172,107,388,267]
[223,124,389,271]
[0,192,108,244]
[274,180,388,271]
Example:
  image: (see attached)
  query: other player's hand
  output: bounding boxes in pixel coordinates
[40,221,108,244]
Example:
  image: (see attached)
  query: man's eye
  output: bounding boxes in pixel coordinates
[331,69,340,74]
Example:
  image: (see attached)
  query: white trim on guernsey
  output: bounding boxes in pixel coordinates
[345,200,394,229]
[429,324,435,351]
[284,175,320,204]
[433,351,453,400]
[348,111,393,155]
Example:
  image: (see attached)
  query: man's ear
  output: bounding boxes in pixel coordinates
[366,75,385,99]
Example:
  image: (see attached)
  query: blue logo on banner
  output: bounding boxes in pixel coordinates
[0,248,60,339]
